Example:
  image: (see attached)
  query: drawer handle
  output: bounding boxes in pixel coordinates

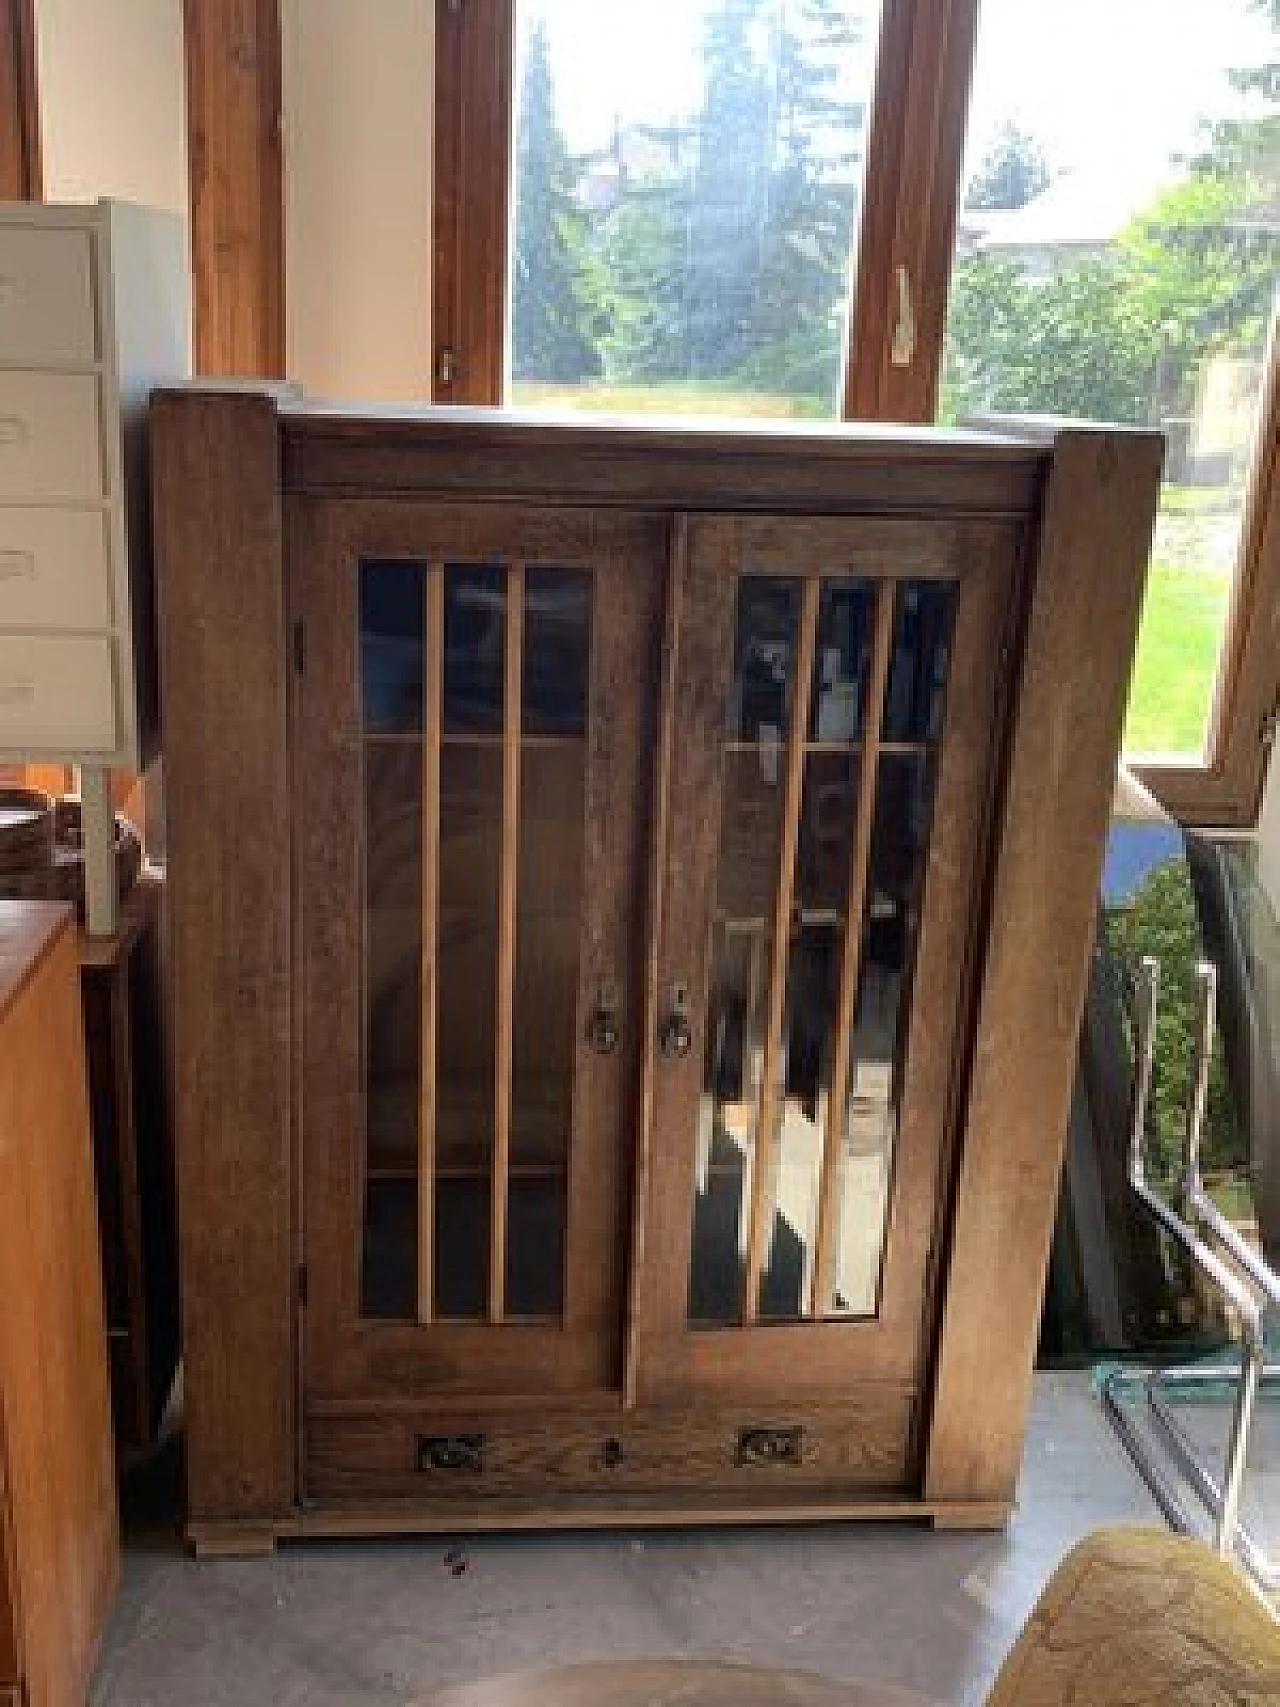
[736,1425,805,1467]
[415,1432,486,1474]
[0,416,30,448]
[0,550,35,582]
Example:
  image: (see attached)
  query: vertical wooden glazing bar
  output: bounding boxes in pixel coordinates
[490,564,524,1320]
[743,574,822,1323]
[416,568,444,1324]
[809,581,896,1318]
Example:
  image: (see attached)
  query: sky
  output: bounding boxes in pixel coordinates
[517,0,1277,208]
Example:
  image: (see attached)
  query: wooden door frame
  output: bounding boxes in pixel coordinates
[627,511,1025,1412]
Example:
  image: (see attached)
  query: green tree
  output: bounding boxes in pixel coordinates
[510,23,602,386]
[598,186,691,381]
[965,123,1053,211]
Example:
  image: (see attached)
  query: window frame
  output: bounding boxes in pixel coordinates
[433,0,1276,828]
[0,0,41,201]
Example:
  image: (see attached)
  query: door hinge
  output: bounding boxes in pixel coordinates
[292,619,306,675]
[297,1264,309,1307]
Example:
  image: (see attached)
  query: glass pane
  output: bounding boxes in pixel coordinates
[435,743,502,1317]
[523,567,592,736]
[823,750,938,1316]
[508,743,586,1316]
[365,743,422,1179]
[509,0,885,418]
[882,582,957,745]
[444,566,505,735]
[688,922,775,1324]
[796,749,861,918]
[730,577,801,743]
[809,579,874,742]
[758,922,842,1320]
[362,1180,417,1319]
[939,0,1280,759]
[361,561,423,735]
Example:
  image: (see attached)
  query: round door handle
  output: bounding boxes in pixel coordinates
[586,1004,620,1055]
[658,1009,693,1060]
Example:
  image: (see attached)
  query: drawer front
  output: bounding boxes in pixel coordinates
[306,1396,915,1507]
[0,509,113,629]
[0,373,105,502]
[0,633,118,753]
[0,226,97,364]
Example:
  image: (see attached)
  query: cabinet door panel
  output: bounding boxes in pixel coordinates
[631,515,1021,1411]
[291,501,664,1406]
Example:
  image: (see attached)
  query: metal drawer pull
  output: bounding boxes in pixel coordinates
[415,1432,486,1474]
[736,1425,805,1467]
[0,550,34,582]
[0,416,30,447]
[0,676,35,708]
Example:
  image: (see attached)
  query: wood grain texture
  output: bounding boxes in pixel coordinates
[490,567,524,1320]
[418,571,444,1323]
[432,0,513,404]
[845,0,982,424]
[283,410,1045,518]
[183,0,284,376]
[0,905,118,1707]
[0,0,39,201]
[924,429,1164,1508]
[150,391,294,1526]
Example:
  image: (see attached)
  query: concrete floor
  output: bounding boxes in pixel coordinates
[88,1372,1187,1707]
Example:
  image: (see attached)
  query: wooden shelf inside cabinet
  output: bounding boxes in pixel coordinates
[78,870,179,1460]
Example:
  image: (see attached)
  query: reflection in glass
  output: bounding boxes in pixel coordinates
[435,744,502,1316]
[883,582,957,744]
[360,561,424,735]
[364,743,423,1178]
[523,567,592,736]
[796,750,860,918]
[508,744,587,1315]
[730,578,800,742]
[444,566,505,734]
[688,923,775,1325]
[719,748,788,923]
[822,750,939,1316]
[809,579,874,742]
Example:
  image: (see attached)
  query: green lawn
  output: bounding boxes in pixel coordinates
[1124,561,1232,758]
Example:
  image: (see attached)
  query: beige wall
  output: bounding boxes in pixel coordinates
[281,0,434,402]
[34,0,188,229]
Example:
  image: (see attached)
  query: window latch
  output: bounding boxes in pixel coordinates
[891,265,916,369]
[1261,695,1279,752]
[436,344,463,390]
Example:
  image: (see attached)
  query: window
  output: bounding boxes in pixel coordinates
[433,0,1280,825]
[507,0,885,418]
[940,0,1280,768]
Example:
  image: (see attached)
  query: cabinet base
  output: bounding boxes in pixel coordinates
[188,1496,1013,1555]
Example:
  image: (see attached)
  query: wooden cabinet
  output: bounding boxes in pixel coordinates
[0,901,119,1707]
[151,396,1163,1553]
[0,199,190,933]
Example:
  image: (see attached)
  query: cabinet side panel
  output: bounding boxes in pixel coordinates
[0,918,118,1707]
[150,391,294,1526]
[924,430,1163,1508]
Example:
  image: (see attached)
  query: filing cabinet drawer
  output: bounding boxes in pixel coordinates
[0,372,105,502]
[0,509,113,629]
[0,633,117,753]
[0,227,97,364]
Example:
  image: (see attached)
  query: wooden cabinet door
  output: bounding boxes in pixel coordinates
[630,514,1023,1435]
[291,501,663,1410]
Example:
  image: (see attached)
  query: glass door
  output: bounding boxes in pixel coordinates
[632,513,1022,1410]
[292,502,663,1407]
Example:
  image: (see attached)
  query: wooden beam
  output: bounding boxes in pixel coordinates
[183,0,285,377]
[432,0,513,405]
[0,0,40,201]
[490,564,524,1319]
[844,0,982,424]
[924,428,1164,1509]
[417,569,444,1324]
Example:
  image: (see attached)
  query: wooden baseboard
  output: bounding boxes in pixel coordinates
[188,1496,1014,1552]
